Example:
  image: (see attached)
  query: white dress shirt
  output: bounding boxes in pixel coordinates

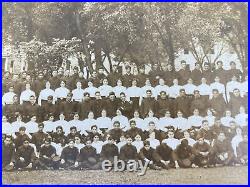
[2,92,16,105]
[55,87,69,100]
[162,138,180,150]
[183,84,197,95]
[113,86,127,97]
[38,89,56,105]
[20,89,36,104]
[72,88,85,102]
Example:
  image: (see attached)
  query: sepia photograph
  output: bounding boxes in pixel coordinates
[2,2,248,184]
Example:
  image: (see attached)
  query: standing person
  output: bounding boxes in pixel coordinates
[54,81,70,103]
[98,78,113,97]
[105,92,119,118]
[191,63,203,86]
[72,81,85,103]
[140,90,157,118]
[38,81,56,106]
[119,136,138,163]
[2,85,16,106]
[100,137,119,163]
[31,123,48,152]
[202,63,214,84]
[78,92,93,120]
[117,92,133,118]
[175,89,191,118]
[107,64,122,87]
[113,79,127,98]
[60,139,79,169]
[136,65,148,87]
[177,60,191,86]
[49,70,61,90]
[2,135,15,171]
[91,91,106,118]
[32,71,46,97]
[156,91,173,118]
[126,79,142,111]
[122,66,134,88]
[213,61,228,85]
[3,95,21,123]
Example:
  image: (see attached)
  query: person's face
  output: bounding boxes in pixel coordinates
[127,138,133,144]
[215,120,221,127]
[173,79,178,85]
[4,138,11,145]
[217,62,222,68]
[88,82,93,87]
[30,97,36,104]
[218,133,225,141]
[79,72,84,78]
[13,96,18,103]
[2,116,7,122]
[134,111,139,118]
[88,112,94,119]
[184,131,190,139]
[236,128,242,135]
[215,76,220,83]
[126,68,131,74]
[207,109,212,116]
[52,71,57,77]
[46,82,51,89]
[194,91,200,98]
[117,80,122,86]
[44,141,50,147]
[70,129,77,134]
[229,122,236,129]
[86,140,92,147]
[168,132,174,139]
[113,65,117,72]
[74,68,78,74]
[92,71,97,77]
[93,135,99,142]
[159,79,165,85]
[84,94,90,100]
[109,94,115,101]
[144,144,150,151]
[193,109,199,116]
[95,93,101,99]
[146,92,152,98]
[203,122,209,130]
[149,132,155,139]
[98,69,104,74]
[13,74,19,80]
[23,140,29,147]
[177,111,183,117]
[22,73,27,79]
[49,116,54,121]
[69,141,74,148]
[130,122,136,128]
[26,75,31,81]
[201,78,207,84]
[56,128,63,134]
[181,62,186,69]
[26,84,31,90]
[132,80,137,86]
[195,64,200,69]
[91,127,97,133]
[212,91,219,97]
[233,89,240,97]
[198,138,204,144]
[116,110,122,116]
[135,134,141,141]
[180,90,186,97]
[165,111,171,117]
[148,110,154,117]
[160,92,167,99]
[204,65,209,71]
[232,76,237,81]
[60,81,65,87]
[145,79,151,86]
[167,64,173,71]
[101,110,107,117]
[59,114,65,120]
[230,63,236,69]
[76,82,81,89]
[148,123,156,130]
[31,116,37,122]
[114,123,120,129]
[225,111,231,117]
[103,79,108,85]
[74,114,79,120]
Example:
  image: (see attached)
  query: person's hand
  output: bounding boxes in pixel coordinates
[61,159,65,164]
[20,157,25,162]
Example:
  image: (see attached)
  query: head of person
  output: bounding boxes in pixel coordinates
[101,109,107,117]
[193,108,200,116]
[145,79,151,86]
[168,130,175,139]
[126,135,133,145]
[177,110,183,118]
[236,127,242,136]
[48,114,54,121]
[113,64,118,72]
[98,67,104,74]
[120,92,126,102]
[109,92,115,101]
[70,126,77,135]
[139,66,145,74]
[146,90,152,98]
[167,64,173,71]
[91,125,98,133]
[202,120,209,130]
[195,63,201,70]
[212,89,219,98]
[181,60,187,69]
[79,72,84,78]
[93,134,100,142]
[125,66,131,74]
[160,91,167,99]
[201,77,207,84]
[56,126,63,134]
[143,140,151,151]
[242,134,248,142]
[183,130,190,139]
[107,137,115,144]
[29,95,36,105]
[60,81,66,88]
[134,110,140,118]
[73,113,79,120]
[88,81,93,87]
[231,75,237,81]
[130,120,136,129]
[52,70,57,77]
[148,109,154,117]
[230,61,236,69]
[85,138,92,147]
[113,121,120,129]
[132,79,137,86]
[233,88,240,97]
[8,85,14,93]
[229,121,237,129]
[148,121,156,131]
[116,109,122,116]
[206,108,213,116]
[23,139,30,147]
[164,110,171,117]
[38,123,44,132]
[120,134,126,142]
[76,81,82,89]
[44,138,51,147]
[159,78,165,86]
[74,135,81,144]
[2,115,8,123]
[149,131,156,139]
[117,79,123,86]
[197,135,205,145]
[59,113,65,120]
[239,106,246,114]
[68,139,75,148]
[19,126,26,135]
[214,76,220,83]
[88,111,94,119]
[92,71,97,78]
[218,132,226,142]
[225,110,232,117]
[180,139,189,147]
[84,92,90,100]
[179,89,186,97]
[45,81,51,89]
[25,83,31,90]
[135,134,142,141]
[203,63,210,71]
[187,78,193,84]
[95,91,101,100]
[214,118,222,127]
[102,78,109,85]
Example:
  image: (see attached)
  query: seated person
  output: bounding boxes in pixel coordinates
[60,139,79,169]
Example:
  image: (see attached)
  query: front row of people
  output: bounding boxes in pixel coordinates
[3,130,248,171]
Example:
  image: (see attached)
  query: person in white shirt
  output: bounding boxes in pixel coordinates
[132,134,144,153]
[235,106,248,127]
[82,111,97,132]
[69,113,85,133]
[38,81,56,106]
[2,85,16,106]
[204,108,216,127]
[221,110,235,127]
[231,127,243,157]
[113,79,127,98]
[158,110,175,131]
[2,115,12,135]
[72,81,85,102]
[169,79,183,98]
[112,109,129,130]
[141,78,156,98]
[181,130,196,146]
[146,132,160,149]
[74,135,85,150]
[126,79,142,108]
[91,134,104,154]
[98,78,113,97]
[226,75,242,101]
[144,110,159,129]
[240,75,248,97]
[117,135,127,152]
[20,83,36,104]
[197,78,211,97]
[25,115,39,134]
[162,130,180,150]
[54,113,70,134]
[183,78,197,95]
[154,78,169,97]
[55,81,70,101]
[187,108,204,129]
[43,114,56,133]
[210,76,226,100]
[173,110,188,130]
[11,114,26,135]
[96,109,112,130]
[84,81,99,98]
[130,110,145,130]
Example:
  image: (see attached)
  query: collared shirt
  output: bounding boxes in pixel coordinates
[55,87,70,100]
[162,138,180,150]
[173,117,189,130]
[226,81,241,101]
[43,120,56,132]
[82,119,97,131]
[96,117,112,129]
[112,115,129,130]
[235,113,248,126]
[84,86,99,97]
[221,116,235,127]
[2,92,16,106]
[113,86,127,98]
[72,88,85,102]
[197,83,212,96]
[2,122,12,134]
[169,85,183,98]
[11,121,26,134]
[204,115,216,126]
[147,138,160,149]
[130,117,145,130]
[68,120,84,131]
[25,121,38,133]
[154,85,169,96]
[126,86,143,97]
[132,141,144,153]
[181,138,196,146]
[210,82,226,100]
[54,120,70,134]
[240,81,248,97]
[20,89,36,104]
[141,85,156,97]
[183,84,197,95]
[38,89,56,105]
[158,117,175,131]
[92,141,104,154]
[187,115,204,127]
[144,117,159,129]
[99,85,113,97]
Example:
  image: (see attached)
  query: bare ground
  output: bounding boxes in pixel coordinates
[2,166,248,185]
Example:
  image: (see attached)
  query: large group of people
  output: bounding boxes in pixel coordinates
[2,60,248,171]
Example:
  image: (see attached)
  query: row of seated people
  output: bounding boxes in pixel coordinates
[2,84,247,123]
[2,125,248,171]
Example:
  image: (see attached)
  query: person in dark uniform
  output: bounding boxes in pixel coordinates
[14,127,31,149]
[190,90,208,116]
[148,63,161,87]
[100,137,119,163]
[122,66,134,88]
[117,92,133,118]
[15,138,39,170]
[191,63,203,86]
[163,64,177,86]
[88,71,101,87]
[227,61,242,82]
[155,143,176,168]
[42,95,58,120]
[156,91,173,117]
[107,65,122,87]
[49,70,61,90]
[97,67,107,84]
[67,67,79,90]
[139,140,167,170]
[76,72,88,89]
[178,61,191,86]
[32,72,46,97]
[175,139,196,168]
[126,120,144,140]
[228,88,245,117]
[211,132,235,166]
[39,137,60,170]
[213,61,228,85]
[78,92,93,120]
[119,136,138,163]
[3,95,21,123]
[175,89,191,118]
[91,91,106,118]
[51,126,67,146]
[236,134,248,165]
[105,92,119,118]
[23,95,41,123]
[60,139,79,169]
[208,89,227,118]
[193,135,212,167]
[202,63,214,84]
[108,121,124,143]
[66,126,81,144]
[135,66,148,87]
[198,120,216,143]
[76,138,101,170]
[140,90,157,118]
[31,123,48,152]
[2,135,15,171]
